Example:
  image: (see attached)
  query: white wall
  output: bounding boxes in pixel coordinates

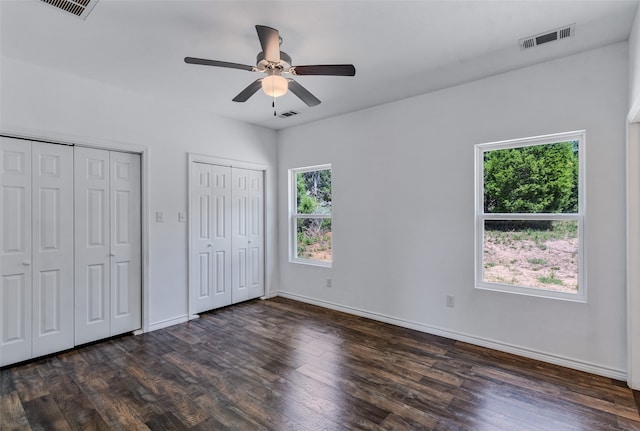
[278,43,629,378]
[0,57,279,329]
[630,5,640,110]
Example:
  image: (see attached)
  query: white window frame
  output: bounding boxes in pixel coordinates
[474,131,586,302]
[289,164,332,267]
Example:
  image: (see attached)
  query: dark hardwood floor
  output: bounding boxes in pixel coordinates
[2,296,640,430]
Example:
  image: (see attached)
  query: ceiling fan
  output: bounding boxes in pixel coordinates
[184,25,356,108]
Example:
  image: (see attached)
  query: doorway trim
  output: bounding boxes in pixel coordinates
[187,153,268,320]
[627,100,640,390]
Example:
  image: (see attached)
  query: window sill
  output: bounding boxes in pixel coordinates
[289,258,332,268]
[475,282,587,303]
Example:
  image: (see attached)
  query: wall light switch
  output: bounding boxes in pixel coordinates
[178,211,186,223]
[446,295,455,307]
[156,211,164,223]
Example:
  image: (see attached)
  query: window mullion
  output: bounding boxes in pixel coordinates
[481,213,580,220]
[294,214,330,219]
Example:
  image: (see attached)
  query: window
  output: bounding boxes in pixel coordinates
[475,131,585,301]
[290,165,332,266]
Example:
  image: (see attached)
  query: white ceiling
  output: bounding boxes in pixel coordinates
[1,0,638,130]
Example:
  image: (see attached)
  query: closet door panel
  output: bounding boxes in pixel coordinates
[231,169,249,304]
[210,165,232,309]
[0,138,32,366]
[75,147,111,345]
[109,151,141,336]
[31,142,74,356]
[190,163,232,313]
[191,163,214,312]
[247,170,264,300]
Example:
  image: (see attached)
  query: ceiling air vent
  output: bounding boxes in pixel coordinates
[519,24,575,50]
[38,0,100,19]
[278,111,299,119]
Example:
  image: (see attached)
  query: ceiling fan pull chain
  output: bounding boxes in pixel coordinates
[273,95,276,116]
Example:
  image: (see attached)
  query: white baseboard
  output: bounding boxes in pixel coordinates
[148,315,189,332]
[275,291,627,381]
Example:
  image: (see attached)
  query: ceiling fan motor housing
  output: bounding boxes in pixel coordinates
[257,51,292,72]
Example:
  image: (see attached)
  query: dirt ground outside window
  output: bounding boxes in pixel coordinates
[482,223,578,293]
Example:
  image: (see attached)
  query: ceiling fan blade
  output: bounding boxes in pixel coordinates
[184,57,254,72]
[287,80,321,107]
[232,79,263,102]
[292,64,356,76]
[255,25,281,64]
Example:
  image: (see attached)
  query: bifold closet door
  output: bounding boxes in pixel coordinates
[1,138,73,366]
[31,142,74,357]
[109,151,142,336]
[191,162,232,313]
[0,138,32,365]
[190,163,264,313]
[74,147,141,345]
[232,168,264,304]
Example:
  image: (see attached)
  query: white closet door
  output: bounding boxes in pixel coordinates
[232,168,264,304]
[232,169,249,304]
[0,138,33,366]
[75,147,111,345]
[191,163,232,313]
[31,142,74,357]
[75,148,141,343]
[190,162,264,313]
[109,151,141,336]
[247,169,264,300]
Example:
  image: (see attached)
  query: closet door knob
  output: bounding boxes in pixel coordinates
[207,244,212,247]
[22,261,31,266]
[109,252,116,257]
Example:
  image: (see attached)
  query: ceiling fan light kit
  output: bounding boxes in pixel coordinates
[185,25,356,109]
[262,71,288,98]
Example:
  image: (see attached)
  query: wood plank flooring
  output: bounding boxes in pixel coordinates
[2,297,640,430]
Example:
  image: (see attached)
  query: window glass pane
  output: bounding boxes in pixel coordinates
[296,169,332,215]
[483,141,579,214]
[296,218,332,263]
[483,220,578,293]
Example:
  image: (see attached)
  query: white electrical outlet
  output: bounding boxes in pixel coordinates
[326,278,332,288]
[446,295,455,307]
